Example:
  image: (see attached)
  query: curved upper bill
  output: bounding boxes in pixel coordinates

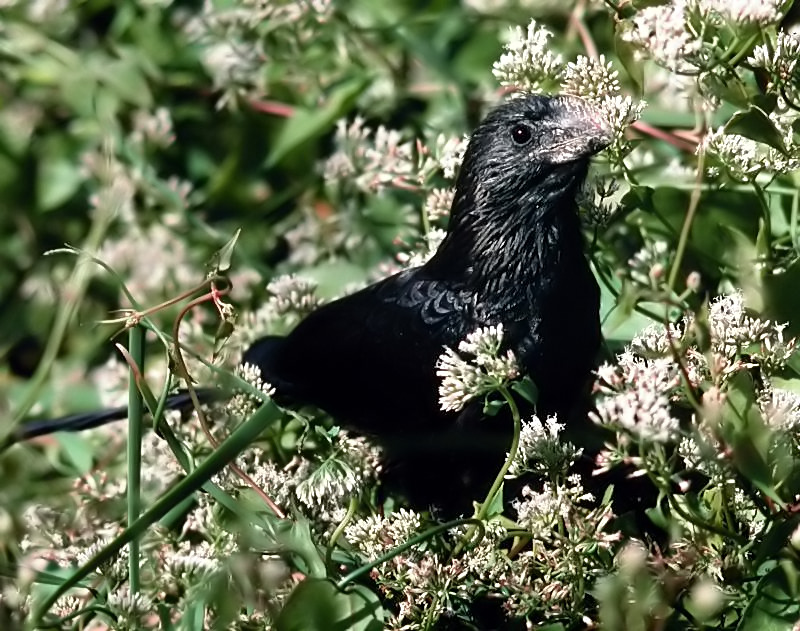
[540,95,615,164]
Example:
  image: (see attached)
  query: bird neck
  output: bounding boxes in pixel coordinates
[425,168,589,299]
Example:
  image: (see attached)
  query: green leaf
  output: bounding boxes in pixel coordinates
[208,228,241,274]
[511,377,539,406]
[615,36,643,95]
[31,401,284,622]
[722,372,784,507]
[483,482,505,518]
[725,106,788,154]
[276,516,327,579]
[753,516,800,568]
[302,260,368,299]
[53,433,94,474]
[483,397,505,416]
[267,77,368,167]
[37,156,83,212]
[97,58,153,108]
[738,566,800,630]
[276,578,384,631]
[703,72,752,109]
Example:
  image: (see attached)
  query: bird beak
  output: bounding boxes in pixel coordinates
[539,95,615,164]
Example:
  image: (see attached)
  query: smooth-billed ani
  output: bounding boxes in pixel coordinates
[8,94,613,513]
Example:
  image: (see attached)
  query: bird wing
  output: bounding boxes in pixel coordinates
[254,268,472,433]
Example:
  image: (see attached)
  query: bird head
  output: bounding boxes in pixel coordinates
[453,94,614,218]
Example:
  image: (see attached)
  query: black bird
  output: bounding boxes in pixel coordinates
[9,94,612,513]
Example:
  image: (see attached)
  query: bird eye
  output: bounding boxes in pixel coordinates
[510,124,533,145]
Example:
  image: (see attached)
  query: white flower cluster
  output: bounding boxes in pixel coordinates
[435,134,469,180]
[424,187,455,223]
[759,388,800,432]
[561,55,645,141]
[507,414,581,478]
[396,228,447,269]
[436,325,520,412]
[323,117,422,192]
[513,476,593,540]
[592,360,681,443]
[621,0,783,73]
[701,0,782,24]
[492,20,564,91]
[226,362,276,418]
[165,540,222,584]
[699,116,800,180]
[594,292,797,447]
[628,240,671,289]
[96,221,198,299]
[266,274,320,317]
[202,41,264,106]
[748,31,800,97]
[621,1,703,72]
[293,432,382,518]
[228,274,322,359]
[294,458,363,511]
[107,584,154,620]
[184,0,333,108]
[707,291,796,373]
[677,422,726,480]
[344,509,423,561]
[131,107,175,148]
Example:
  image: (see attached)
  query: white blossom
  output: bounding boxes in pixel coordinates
[424,187,455,222]
[345,509,423,561]
[396,228,447,268]
[708,291,797,371]
[699,0,782,24]
[513,476,593,540]
[323,117,419,192]
[507,415,581,478]
[266,274,320,317]
[436,134,469,179]
[436,325,520,412]
[492,20,564,90]
[748,31,800,93]
[561,55,645,140]
[107,584,153,620]
[760,388,800,432]
[628,240,671,288]
[592,386,680,443]
[621,1,703,72]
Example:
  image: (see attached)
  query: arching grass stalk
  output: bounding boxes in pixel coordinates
[8,201,115,431]
[453,385,521,556]
[126,325,145,595]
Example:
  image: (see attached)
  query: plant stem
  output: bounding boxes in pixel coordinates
[127,325,145,594]
[453,385,522,555]
[668,142,707,292]
[326,496,358,570]
[8,196,115,430]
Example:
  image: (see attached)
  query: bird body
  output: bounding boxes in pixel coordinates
[12,94,612,512]
[245,94,611,509]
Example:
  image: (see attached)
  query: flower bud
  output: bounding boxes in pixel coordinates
[686,271,702,292]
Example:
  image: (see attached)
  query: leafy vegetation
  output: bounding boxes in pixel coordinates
[1,0,800,629]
